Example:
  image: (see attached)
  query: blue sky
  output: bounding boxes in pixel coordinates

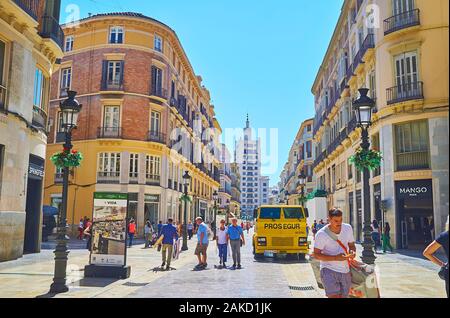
[60,0,343,186]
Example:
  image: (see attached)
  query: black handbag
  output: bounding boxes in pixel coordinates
[438,263,448,280]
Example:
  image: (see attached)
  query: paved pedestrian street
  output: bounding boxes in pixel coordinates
[0,229,446,298]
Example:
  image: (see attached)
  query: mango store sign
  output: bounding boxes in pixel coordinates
[396,180,432,199]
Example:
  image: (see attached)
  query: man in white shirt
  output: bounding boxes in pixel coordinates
[216,219,229,268]
[313,208,356,298]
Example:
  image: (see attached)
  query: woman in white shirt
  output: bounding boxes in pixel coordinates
[216,219,229,268]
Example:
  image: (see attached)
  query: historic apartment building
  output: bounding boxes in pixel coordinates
[43,12,222,236]
[279,118,316,205]
[312,0,448,249]
[0,0,64,262]
[218,143,232,212]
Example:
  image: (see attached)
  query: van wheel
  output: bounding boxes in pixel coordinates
[254,253,264,260]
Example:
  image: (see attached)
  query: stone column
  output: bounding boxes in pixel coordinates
[429,117,449,235]
[379,124,397,247]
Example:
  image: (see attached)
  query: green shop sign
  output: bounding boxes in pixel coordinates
[94,192,128,200]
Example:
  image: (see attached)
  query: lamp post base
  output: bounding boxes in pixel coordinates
[361,224,376,265]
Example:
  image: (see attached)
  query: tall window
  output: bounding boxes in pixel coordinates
[109,26,124,44]
[394,51,419,94]
[103,106,120,135]
[129,153,139,179]
[64,35,74,52]
[60,68,72,96]
[98,153,121,177]
[150,111,161,134]
[154,34,163,52]
[108,61,122,85]
[395,120,430,171]
[393,0,415,15]
[306,141,312,158]
[369,71,376,101]
[33,67,47,110]
[151,66,163,95]
[146,155,161,179]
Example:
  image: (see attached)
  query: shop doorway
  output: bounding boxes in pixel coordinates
[396,180,434,250]
[24,155,45,254]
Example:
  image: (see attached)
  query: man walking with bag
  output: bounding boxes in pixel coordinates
[313,208,356,298]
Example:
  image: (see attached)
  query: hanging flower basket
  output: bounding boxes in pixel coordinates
[349,148,382,172]
[50,148,83,169]
[180,194,193,203]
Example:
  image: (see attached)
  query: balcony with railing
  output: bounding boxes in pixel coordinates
[13,0,39,20]
[32,105,47,128]
[386,81,424,105]
[353,33,375,71]
[0,84,7,112]
[396,151,430,171]
[384,9,420,36]
[150,87,168,100]
[97,171,120,184]
[39,15,64,51]
[97,127,122,139]
[101,79,124,92]
[147,130,166,144]
[145,174,160,186]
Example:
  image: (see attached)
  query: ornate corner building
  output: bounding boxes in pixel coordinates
[43,12,222,236]
[312,0,449,249]
[0,0,64,262]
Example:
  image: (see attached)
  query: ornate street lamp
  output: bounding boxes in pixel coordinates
[353,88,376,265]
[181,171,191,251]
[212,190,218,239]
[284,190,290,205]
[50,90,82,294]
[298,170,307,207]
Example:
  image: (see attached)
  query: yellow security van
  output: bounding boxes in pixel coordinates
[252,205,309,260]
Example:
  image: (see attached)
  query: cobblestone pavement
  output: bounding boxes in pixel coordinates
[0,229,446,298]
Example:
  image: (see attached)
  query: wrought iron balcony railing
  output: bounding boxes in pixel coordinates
[13,0,39,20]
[386,81,424,105]
[39,15,65,51]
[97,127,122,139]
[384,9,420,35]
[32,105,47,128]
[97,172,120,184]
[146,174,160,186]
[147,130,166,144]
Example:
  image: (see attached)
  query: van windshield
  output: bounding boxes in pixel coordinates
[284,207,305,219]
[259,207,281,219]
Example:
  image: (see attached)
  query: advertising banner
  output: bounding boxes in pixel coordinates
[90,192,128,267]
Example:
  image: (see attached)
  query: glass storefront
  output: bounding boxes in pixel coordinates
[396,180,434,250]
[144,194,159,226]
